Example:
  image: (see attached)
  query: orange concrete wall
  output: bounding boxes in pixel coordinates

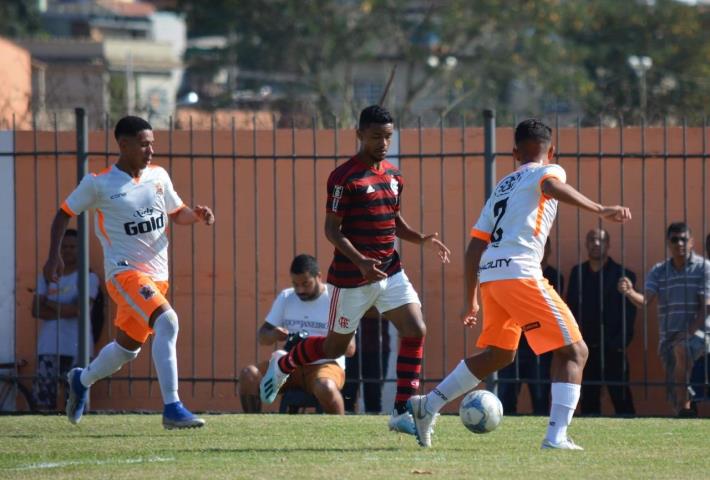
[0,37,32,129]
[12,125,710,415]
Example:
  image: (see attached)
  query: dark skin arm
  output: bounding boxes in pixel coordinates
[541,178,631,222]
[42,210,72,283]
[395,213,451,263]
[324,212,451,283]
[257,322,289,346]
[463,237,489,326]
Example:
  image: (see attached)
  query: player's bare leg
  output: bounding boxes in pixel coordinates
[238,365,263,413]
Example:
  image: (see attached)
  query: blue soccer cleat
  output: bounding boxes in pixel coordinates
[162,401,205,429]
[66,367,89,425]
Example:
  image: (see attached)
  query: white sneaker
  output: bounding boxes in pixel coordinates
[407,395,436,448]
[388,409,416,435]
[259,350,289,404]
[541,437,584,450]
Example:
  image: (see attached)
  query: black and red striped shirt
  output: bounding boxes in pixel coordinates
[326,155,403,287]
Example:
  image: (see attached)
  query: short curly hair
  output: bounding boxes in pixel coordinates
[358,105,394,130]
[114,116,152,141]
[514,119,552,146]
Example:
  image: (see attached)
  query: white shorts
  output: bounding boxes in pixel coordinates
[327,271,421,334]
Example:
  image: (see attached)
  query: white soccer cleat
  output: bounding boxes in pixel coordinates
[541,437,584,450]
[407,395,436,448]
[259,350,290,404]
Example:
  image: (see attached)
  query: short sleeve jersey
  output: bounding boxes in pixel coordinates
[265,287,345,368]
[325,156,403,288]
[61,165,185,281]
[471,162,566,283]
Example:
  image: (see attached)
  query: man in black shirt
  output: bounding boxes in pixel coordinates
[567,228,636,415]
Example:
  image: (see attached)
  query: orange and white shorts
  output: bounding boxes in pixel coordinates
[477,277,582,355]
[106,270,169,343]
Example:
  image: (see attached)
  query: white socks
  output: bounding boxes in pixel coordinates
[80,341,140,387]
[425,360,481,414]
[546,382,581,444]
[152,309,180,405]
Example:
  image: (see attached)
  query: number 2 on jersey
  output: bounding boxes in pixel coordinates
[490,197,508,243]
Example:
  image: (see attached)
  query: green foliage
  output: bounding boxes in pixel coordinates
[0,0,43,38]
[177,0,710,125]
[0,415,707,479]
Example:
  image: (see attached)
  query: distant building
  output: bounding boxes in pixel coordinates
[0,37,33,129]
[22,0,185,128]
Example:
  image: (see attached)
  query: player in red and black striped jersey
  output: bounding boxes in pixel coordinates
[260,105,450,436]
[325,152,403,287]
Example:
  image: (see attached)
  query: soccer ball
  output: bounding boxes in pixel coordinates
[459,389,503,434]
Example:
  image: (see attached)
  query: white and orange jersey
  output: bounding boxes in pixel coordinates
[471,162,566,283]
[61,164,185,281]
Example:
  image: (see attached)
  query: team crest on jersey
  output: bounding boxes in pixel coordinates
[338,316,350,329]
[494,171,522,197]
[139,284,156,300]
[389,178,399,195]
[154,181,164,196]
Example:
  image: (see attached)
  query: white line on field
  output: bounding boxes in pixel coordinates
[9,456,175,470]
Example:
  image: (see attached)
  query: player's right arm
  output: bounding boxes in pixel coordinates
[43,210,72,283]
[44,174,98,282]
[463,237,488,327]
[542,177,631,223]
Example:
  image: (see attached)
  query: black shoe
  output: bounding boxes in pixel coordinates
[677,402,698,418]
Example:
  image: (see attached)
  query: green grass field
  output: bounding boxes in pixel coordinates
[0,414,706,479]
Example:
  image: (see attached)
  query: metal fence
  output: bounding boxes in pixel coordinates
[1,109,709,416]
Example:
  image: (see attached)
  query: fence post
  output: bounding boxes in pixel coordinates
[483,109,496,198]
[75,108,90,369]
[482,109,498,395]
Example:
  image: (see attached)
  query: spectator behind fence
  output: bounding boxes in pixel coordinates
[619,222,710,417]
[568,228,636,416]
[497,239,559,415]
[31,229,100,411]
[239,254,355,414]
[343,307,391,413]
[43,115,215,429]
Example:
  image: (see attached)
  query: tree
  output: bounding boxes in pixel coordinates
[0,0,43,38]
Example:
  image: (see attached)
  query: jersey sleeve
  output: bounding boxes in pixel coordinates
[162,169,185,214]
[326,173,351,217]
[61,174,98,216]
[470,197,494,242]
[538,164,567,195]
[264,289,289,327]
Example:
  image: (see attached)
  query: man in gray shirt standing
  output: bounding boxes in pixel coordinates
[619,222,710,417]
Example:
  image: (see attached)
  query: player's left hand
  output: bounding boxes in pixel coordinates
[193,205,215,225]
[423,232,451,263]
